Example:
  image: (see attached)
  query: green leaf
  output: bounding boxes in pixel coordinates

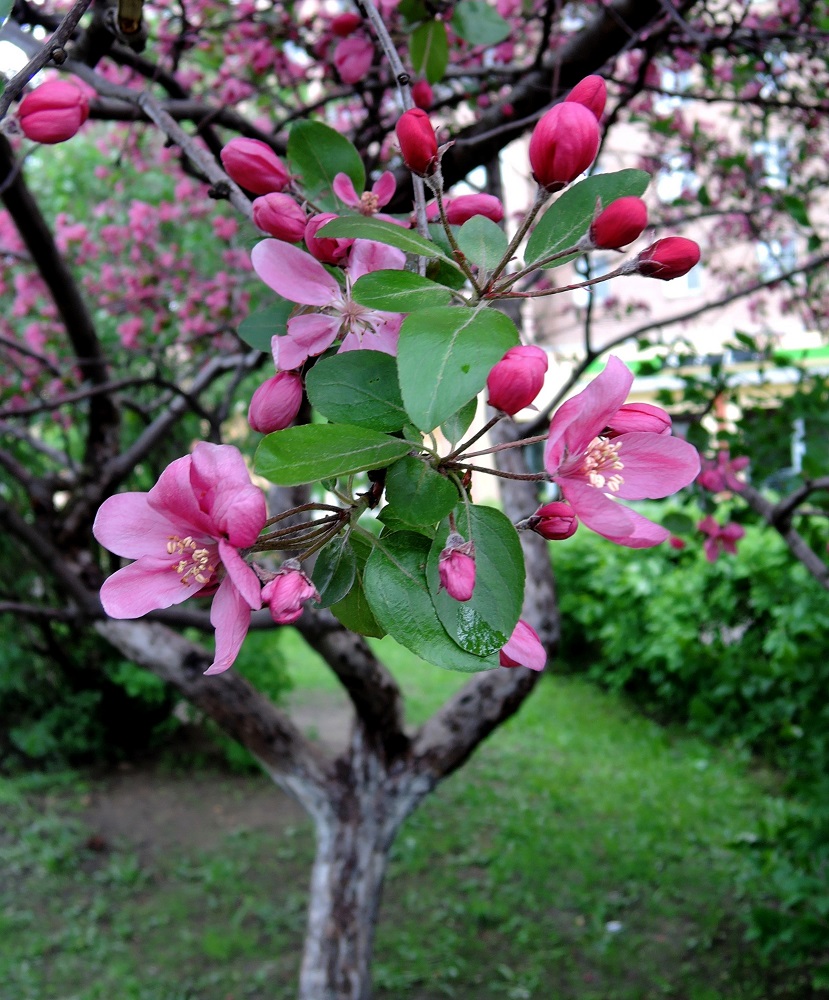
[351,270,453,311]
[237,301,293,352]
[317,216,448,260]
[287,121,365,208]
[525,169,650,267]
[385,456,459,526]
[410,20,449,84]
[397,306,519,431]
[451,0,510,46]
[330,534,385,637]
[441,397,478,446]
[363,532,498,671]
[255,424,411,486]
[427,504,524,655]
[661,512,696,537]
[782,193,811,229]
[305,351,408,433]
[457,216,508,271]
[312,535,357,608]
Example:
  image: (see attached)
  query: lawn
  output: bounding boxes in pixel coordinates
[0,632,793,999]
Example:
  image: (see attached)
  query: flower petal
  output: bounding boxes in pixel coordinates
[611,433,701,500]
[219,539,262,609]
[272,313,342,370]
[348,239,406,281]
[372,171,396,206]
[100,557,198,617]
[333,172,360,207]
[93,493,179,559]
[561,482,668,547]
[204,576,251,675]
[251,239,340,305]
[190,444,266,547]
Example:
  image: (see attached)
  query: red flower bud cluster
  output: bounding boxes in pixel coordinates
[252,194,307,242]
[634,237,701,280]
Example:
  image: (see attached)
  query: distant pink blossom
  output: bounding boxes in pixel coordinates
[698,516,745,562]
[697,450,749,493]
[544,356,700,547]
[251,238,405,371]
[93,443,266,675]
[333,36,374,84]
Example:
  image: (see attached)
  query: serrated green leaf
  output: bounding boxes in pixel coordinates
[427,504,524,655]
[441,397,478,446]
[255,424,411,486]
[312,535,357,608]
[317,216,448,260]
[525,170,650,267]
[457,216,508,271]
[397,306,519,431]
[451,0,510,46]
[351,270,453,311]
[410,20,449,84]
[287,121,365,209]
[364,532,498,671]
[385,456,459,526]
[305,351,408,433]
[237,301,293,352]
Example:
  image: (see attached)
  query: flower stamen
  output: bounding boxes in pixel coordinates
[582,436,624,492]
[167,535,217,586]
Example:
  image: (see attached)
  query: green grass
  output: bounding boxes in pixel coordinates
[0,635,793,999]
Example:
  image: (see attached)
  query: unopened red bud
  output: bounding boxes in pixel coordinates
[304,213,353,264]
[18,79,89,144]
[487,345,548,415]
[605,402,671,437]
[252,193,307,242]
[331,11,363,36]
[247,372,303,433]
[590,196,648,249]
[530,502,578,540]
[220,138,290,195]
[396,108,439,176]
[438,534,476,602]
[635,237,700,280]
[261,562,320,624]
[412,79,434,110]
[445,194,504,226]
[565,75,607,119]
[528,102,600,191]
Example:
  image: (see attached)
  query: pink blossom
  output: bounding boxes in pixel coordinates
[544,356,700,547]
[18,79,90,144]
[444,194,504,226]
[487,344,548,414]
[248,372,303,432]
[697,450,749,493]
[438,534,476,602]
[93,443,267,675]
[262,562,320,624]
[333,171,396,218]
[499,620,546,671]
[528,501,578,540]
[251,238,405,370]
[333,36,374,85]
[605,402,672,437]
[698,516,745,562]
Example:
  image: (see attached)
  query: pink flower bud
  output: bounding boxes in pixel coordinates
[605,402,672,437]
[18,79,89,144]
[445,194,504,226]
[499,620,546,671]
[304,213,354,264]
[333,36,374,84]
[261,562,320,624]
[668,535,686,550]
[395,108,439,176]
[252,193,307,242]
[331,11,363,36]
[247,372,303,433]
[565,75,607,119]
[412,79,434,110]
[589,196,648,249]
[487,345,548,415]
[438,533,476,602]
[220,138,290,195]
[528,102,600,191]
[635,237,700,280]
[530,502,578,540]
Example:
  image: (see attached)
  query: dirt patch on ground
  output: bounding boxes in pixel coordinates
[80,689,353,860]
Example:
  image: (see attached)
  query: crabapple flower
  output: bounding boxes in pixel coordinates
[438,534,476,602]
[698,516,745,562]
[333,36,374,84]
[261,562,320,624]
[304,213,354,264]
[565,75,607,119]
[588,197,648,250]
[333,171,396,218]
[220,138,290,195]
[697,450,749,493]
[632,237,701,280]
[18,79,89,144]
[396,108,438,176]
[487,345,548,415]
[252,193,307,242]
[499,620,546,671]
[528,502,578,540]
[543,356,700,547]
[247,372,303,433]
[93,443,267,675]
[251,238,405,371]
[529,102,600,191]
[605,402,671,437]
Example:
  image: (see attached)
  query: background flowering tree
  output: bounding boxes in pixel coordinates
[3,1,829,997]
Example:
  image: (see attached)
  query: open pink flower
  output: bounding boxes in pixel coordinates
[544,356,700,547]
[697,450,749,493]
[698,516,745,562]
[333,171,397,220]
[93,443,266,675]
[251,238,405,371]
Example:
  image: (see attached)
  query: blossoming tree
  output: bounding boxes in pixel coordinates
[3,1,829,996]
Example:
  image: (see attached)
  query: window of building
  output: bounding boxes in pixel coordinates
[752,139,788,190]
[656,153,699,203]
[756,237,797,281]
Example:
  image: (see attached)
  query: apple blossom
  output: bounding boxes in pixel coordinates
[589,197,648,250]
[395,108,438,176]
[445,194,504,226]
[262,562,320,624]
[18,79,89,144]
[605,402,672,437]
[487,345,548,415]
[334,36,374,85]
[438,534,476,602]
[565,75,607,119]
[698,516,745,562]
[528,102,600,191]
[697,450,749,492]
[528,502,579,540]
[333,172,396,218]
[633,237,701,280]
[304,213,354,264]
[247,372,303,432]
[412,79,434,110]
[252,193,307,242]
[220,138,290,195]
